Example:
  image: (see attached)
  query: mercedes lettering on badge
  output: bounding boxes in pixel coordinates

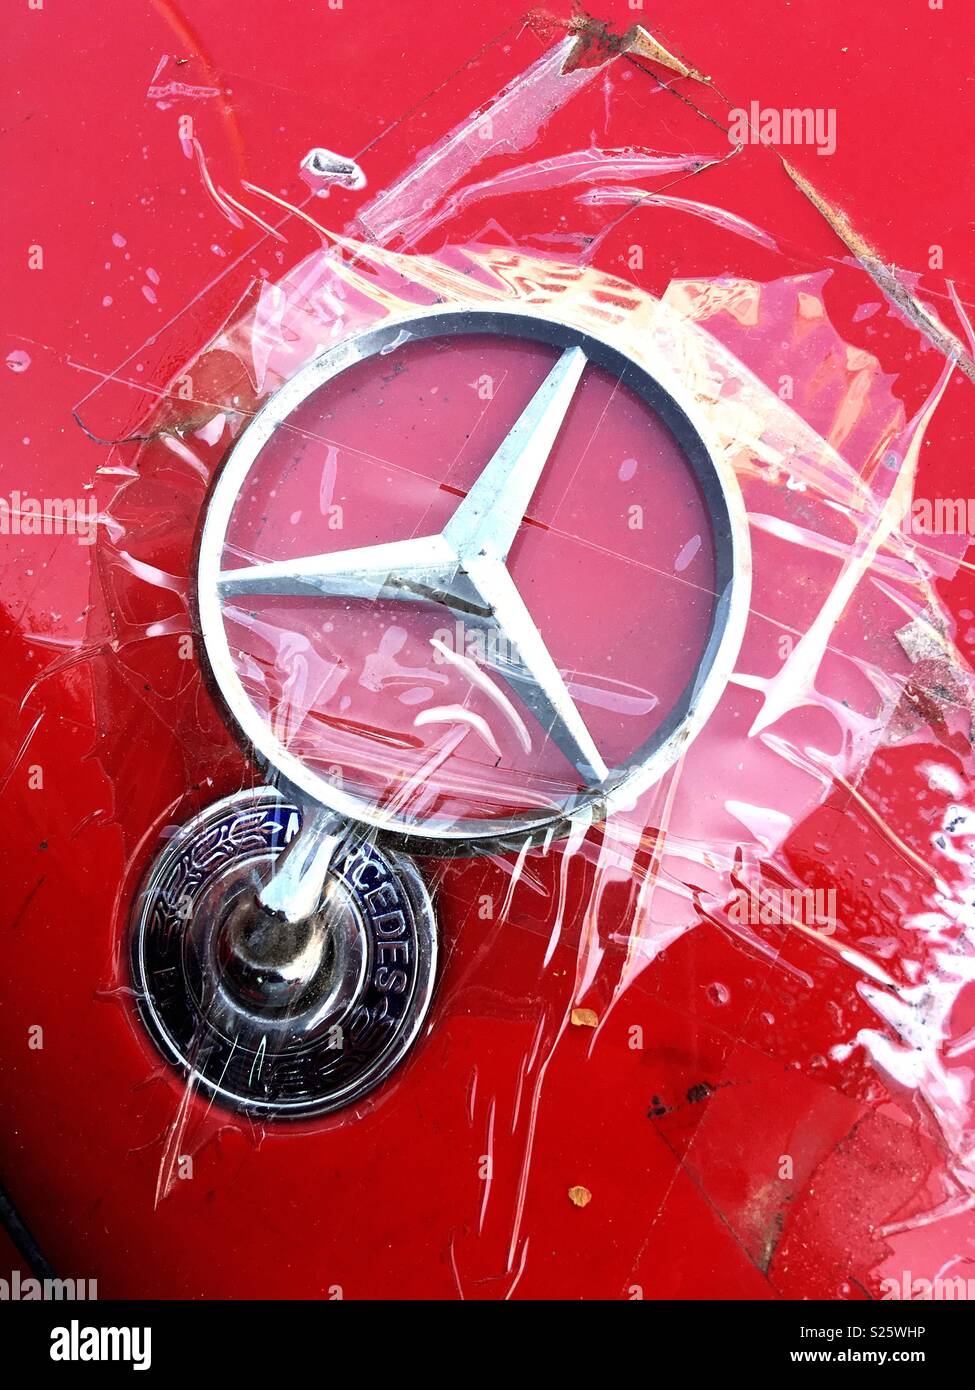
[130,305,750,1117]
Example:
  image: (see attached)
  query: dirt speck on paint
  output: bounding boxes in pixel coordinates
[568,1185,592,1208]
[571,1006,598,1028]
[687,1082,714,1104]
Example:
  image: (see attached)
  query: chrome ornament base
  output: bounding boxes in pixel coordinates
[130,789,437,1118]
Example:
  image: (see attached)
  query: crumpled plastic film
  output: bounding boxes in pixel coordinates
[56,22,975,1293]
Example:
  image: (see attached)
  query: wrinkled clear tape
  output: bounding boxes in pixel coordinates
[58,24,975,1292]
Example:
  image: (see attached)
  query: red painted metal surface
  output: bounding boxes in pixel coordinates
[2,0,975,1300]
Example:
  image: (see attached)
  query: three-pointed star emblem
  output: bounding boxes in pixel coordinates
[219,346,609,786]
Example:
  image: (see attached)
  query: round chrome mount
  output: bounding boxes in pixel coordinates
[130,789,438,1118]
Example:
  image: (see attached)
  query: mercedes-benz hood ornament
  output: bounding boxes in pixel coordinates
[131,304,750,1117]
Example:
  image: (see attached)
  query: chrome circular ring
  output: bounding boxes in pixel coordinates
[196,305,751,854]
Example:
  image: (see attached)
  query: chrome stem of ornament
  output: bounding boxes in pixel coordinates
[130,304,750,1117]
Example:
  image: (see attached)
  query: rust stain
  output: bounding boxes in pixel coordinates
[783,161,975,385]
[547,11,707,82]
[570,1006,599,1027]
[625,24,709,83]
